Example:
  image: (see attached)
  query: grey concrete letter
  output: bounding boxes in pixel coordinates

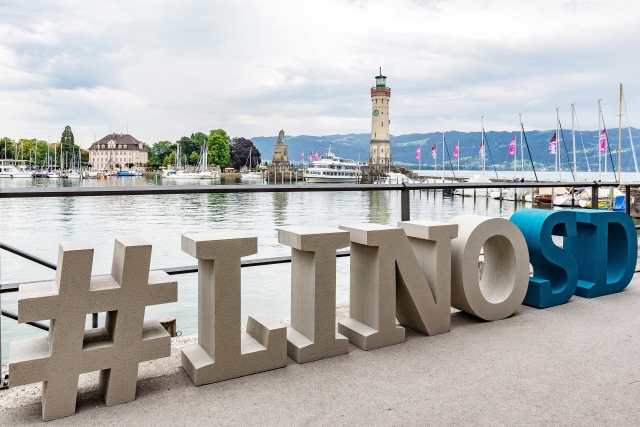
[338,221,458,351]
[278,226,350,363]
[181,231,287,386]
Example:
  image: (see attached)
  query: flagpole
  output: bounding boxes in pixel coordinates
[556,108,560,181]
[419,145,421,171]
[457,142,459,172]
[520,113,524,173]
[442,131,445,183]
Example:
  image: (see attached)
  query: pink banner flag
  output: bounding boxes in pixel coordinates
[431,144,437,159]
[416,146,421,160]
[453,141,459,158]
[308,153,312,162]
[548,133,557,154]
[508,136,516,156]
[301,151,304,162]
[599,129,607,153]
[316,152,320,160]
[479,140,485,157]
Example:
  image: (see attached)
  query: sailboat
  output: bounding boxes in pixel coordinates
[165,143,216,180]
[241,147,262,180]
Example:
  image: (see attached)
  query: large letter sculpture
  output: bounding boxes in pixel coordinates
[279,226,350,363]
[9,238,178,421]
[510,210,579,308]
[564,210,638,298]
[338,221,458,351]
[181,231,287,386]
[447,215,529,321]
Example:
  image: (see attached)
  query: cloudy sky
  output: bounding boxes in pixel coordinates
[0,0,638,148]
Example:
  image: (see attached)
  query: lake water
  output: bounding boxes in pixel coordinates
[0,173,622,363]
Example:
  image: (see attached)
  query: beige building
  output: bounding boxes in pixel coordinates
[89,133,149,171]
[369,70,391,166]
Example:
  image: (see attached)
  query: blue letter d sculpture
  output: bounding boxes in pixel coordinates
[564,209,638,298]
[510,210,578,308]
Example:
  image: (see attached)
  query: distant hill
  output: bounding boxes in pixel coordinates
[252,127,640,172]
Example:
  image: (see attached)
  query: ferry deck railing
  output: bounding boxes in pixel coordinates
[0,180,630,388]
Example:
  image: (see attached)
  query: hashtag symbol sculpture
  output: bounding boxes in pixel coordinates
[9,238,178,421]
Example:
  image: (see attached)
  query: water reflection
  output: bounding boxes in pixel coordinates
[271,192,289,226]
[365,191,391,225]
[0,175,596,363]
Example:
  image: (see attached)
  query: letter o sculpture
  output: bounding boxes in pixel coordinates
[448,215,530,321]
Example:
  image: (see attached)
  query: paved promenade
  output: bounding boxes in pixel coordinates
[2,276,640,426]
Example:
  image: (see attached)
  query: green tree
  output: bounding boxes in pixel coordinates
[60,125,75,156]
[1,137,14,159]
[163,151,176,167]
[189,151,199,165]
[208,129,231,167]
[149,141,174,167]
[178,136,198,161]
[191,132,208,147]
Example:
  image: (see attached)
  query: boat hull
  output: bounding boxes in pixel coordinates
[305,177,355,184]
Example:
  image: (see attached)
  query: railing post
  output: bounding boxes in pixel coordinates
[401,183,410,221]
[592,183,599,210]
[626,185,631,215]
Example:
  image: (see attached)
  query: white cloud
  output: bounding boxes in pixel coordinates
[0,0,638,147]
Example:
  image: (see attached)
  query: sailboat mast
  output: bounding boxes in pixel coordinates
[622,84,640,182]
[481,116,485,175]
[572,103,577,177]
[600,100,605,179]
[619,83,623,182]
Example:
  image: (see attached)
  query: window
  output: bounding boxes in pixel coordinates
[381,122,383,126]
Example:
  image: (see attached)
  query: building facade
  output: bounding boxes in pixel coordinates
[88,134,149,171]
[369,70,391,166]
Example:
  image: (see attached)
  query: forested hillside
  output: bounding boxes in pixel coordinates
[252,128,640,172]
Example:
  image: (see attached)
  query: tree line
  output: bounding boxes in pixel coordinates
[148,130,262,170]
[1,125,263,170]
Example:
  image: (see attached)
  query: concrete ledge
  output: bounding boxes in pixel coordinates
[2,280,640,424]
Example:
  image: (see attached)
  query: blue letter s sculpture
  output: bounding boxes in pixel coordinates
[510,210,578,308]
[564,209,638,298]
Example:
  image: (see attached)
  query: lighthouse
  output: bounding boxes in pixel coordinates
[369,68,391,165]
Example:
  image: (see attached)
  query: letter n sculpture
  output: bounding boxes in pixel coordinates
[9,238,178,421]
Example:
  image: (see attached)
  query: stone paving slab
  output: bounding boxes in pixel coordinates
[2,278,640,426]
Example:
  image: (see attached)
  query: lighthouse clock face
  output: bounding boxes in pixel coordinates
[373,110,379,116]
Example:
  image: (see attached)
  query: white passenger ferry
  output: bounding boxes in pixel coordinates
[304,144,364,184]
[0,159,33,178]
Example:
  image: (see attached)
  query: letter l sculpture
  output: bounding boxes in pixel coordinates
[181,231,287,386]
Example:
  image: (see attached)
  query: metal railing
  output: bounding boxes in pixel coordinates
[0,179,630,388]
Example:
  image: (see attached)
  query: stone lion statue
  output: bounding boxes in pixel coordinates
[277,130,285,144]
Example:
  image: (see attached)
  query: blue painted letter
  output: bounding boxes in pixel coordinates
[563,209,637,298]
[510,209,578,308]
